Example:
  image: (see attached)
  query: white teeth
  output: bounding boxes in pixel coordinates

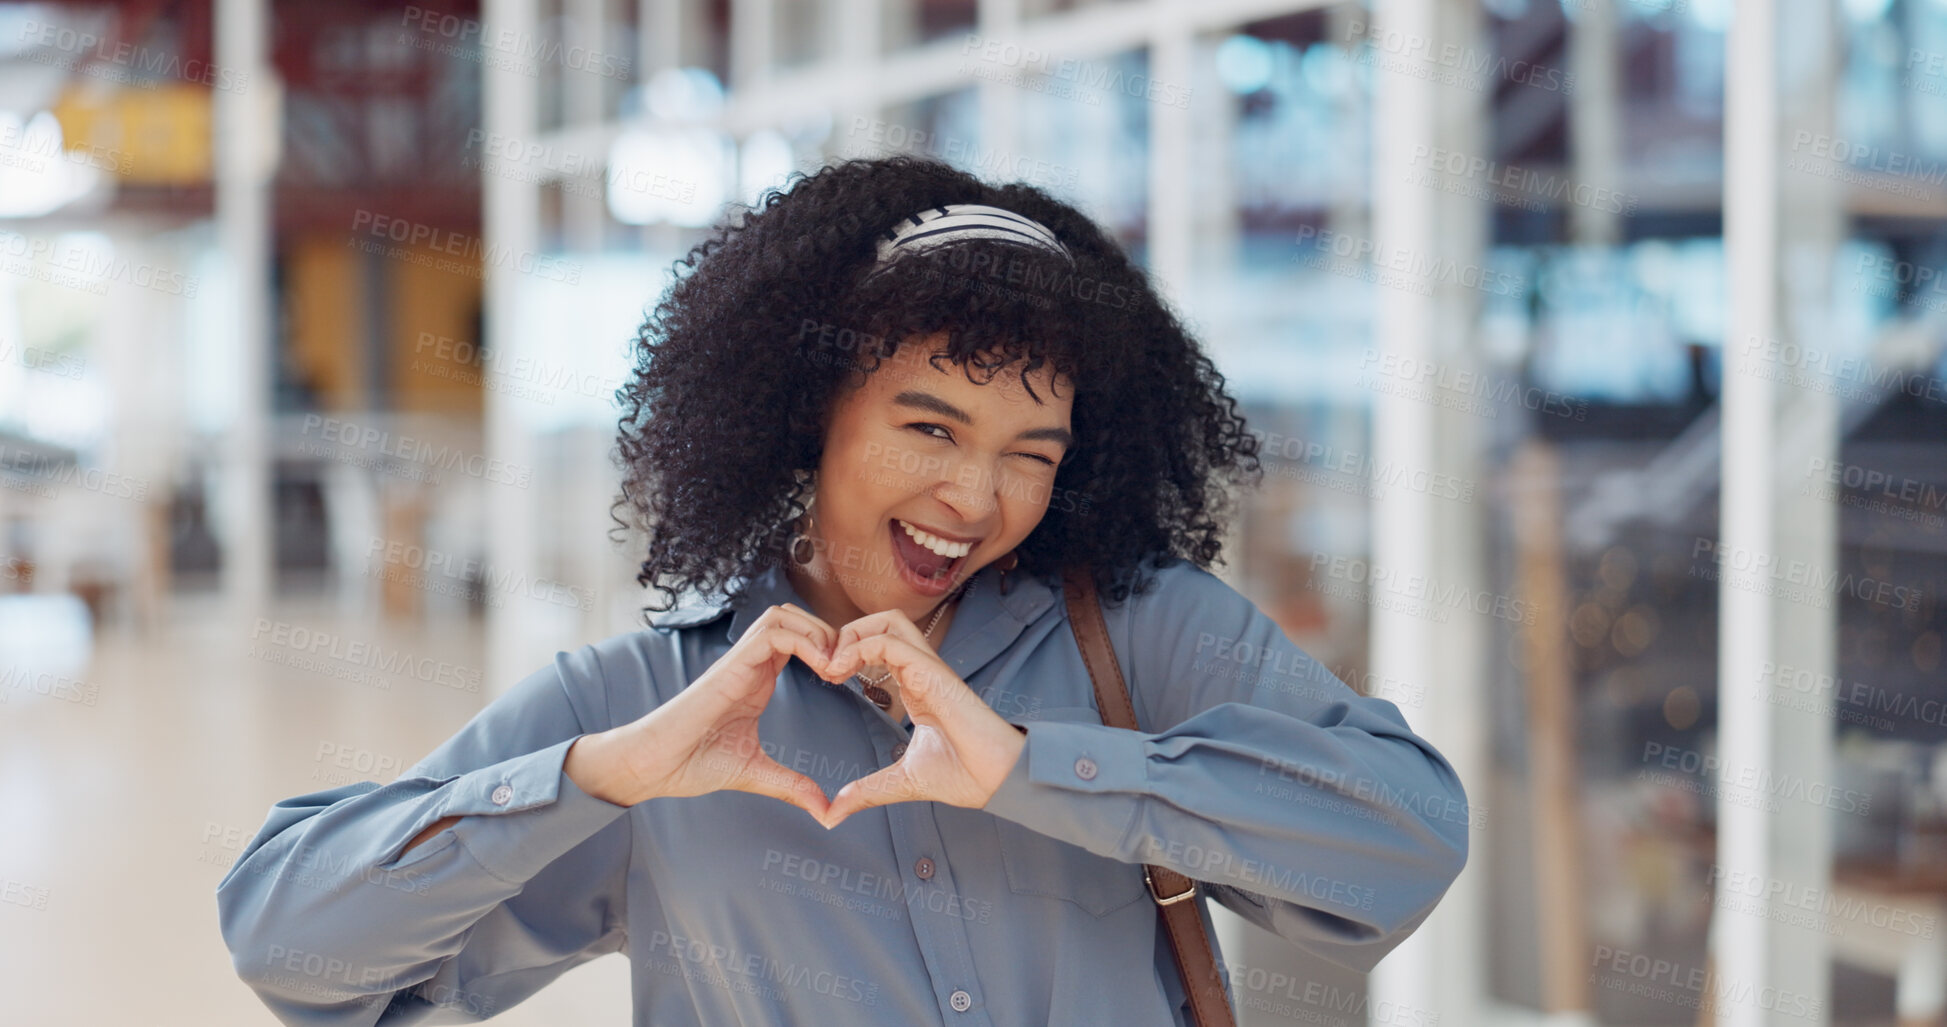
[897,519,972,559]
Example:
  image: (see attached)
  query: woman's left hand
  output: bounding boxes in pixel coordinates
[815,610,1027,830]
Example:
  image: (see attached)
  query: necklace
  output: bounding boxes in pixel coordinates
[856,570,977,712]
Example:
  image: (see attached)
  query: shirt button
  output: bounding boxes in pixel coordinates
[490,784,513,805]
[914,857,935,880]
[890,742,908,762]
[1074,756,1097,781]
[949,989,972,1012]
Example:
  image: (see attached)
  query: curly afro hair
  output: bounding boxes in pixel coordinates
[614,155,1262,613]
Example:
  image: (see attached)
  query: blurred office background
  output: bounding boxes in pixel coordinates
[1,0,1944,1024]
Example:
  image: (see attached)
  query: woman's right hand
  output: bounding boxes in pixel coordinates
[565,603,838,819]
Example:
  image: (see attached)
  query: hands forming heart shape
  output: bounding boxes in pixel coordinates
[565,603,1028,831]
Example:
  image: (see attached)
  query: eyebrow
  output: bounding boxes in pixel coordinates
[891,390,1075,449]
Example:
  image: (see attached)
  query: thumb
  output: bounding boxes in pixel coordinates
[733,755,832,821]
[820,764,914,830]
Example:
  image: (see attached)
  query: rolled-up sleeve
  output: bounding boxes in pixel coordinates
[215,644,636,1025]
[980,559,1469,973]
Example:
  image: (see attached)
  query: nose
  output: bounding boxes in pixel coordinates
[932,455,1001,521]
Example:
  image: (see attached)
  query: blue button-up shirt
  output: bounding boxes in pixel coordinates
[216,557,1468,1026]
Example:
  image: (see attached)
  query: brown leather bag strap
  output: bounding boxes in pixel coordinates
[1060,566,1237,1027]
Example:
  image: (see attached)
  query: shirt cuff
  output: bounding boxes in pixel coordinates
[980,720,1147,855]
[421,736,633,883]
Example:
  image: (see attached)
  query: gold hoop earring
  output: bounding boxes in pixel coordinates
[997,549,1021,595]
[788,492,817,567]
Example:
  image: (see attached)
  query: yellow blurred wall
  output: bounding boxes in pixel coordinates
[286,237,483,413]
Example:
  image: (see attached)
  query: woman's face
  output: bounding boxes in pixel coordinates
[802,332,1074,622]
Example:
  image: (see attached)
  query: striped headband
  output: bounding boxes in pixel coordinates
[862,203,1072,282]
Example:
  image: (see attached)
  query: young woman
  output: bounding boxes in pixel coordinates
[217,156,1469,1026]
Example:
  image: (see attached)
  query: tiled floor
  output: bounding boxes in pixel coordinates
[0,594,631,1026]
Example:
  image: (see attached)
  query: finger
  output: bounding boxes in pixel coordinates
[732,755,832,820]
[831,608,927,662]
[820,763,915,830]
[829,634,956,710]
[760,625,838,680]
[826,629,911,685]
[773,604,839,655]
[754,605,838,660]
[828,633,917,691]
[873,639,988,722]
[719,625,834,696]
[728,611,821,670]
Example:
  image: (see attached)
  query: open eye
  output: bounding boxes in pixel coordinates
[907,422,953,441]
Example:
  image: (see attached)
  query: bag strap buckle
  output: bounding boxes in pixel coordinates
[1145,865,1196,906]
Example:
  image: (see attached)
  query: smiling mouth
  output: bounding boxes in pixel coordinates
[889,518,974,584]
